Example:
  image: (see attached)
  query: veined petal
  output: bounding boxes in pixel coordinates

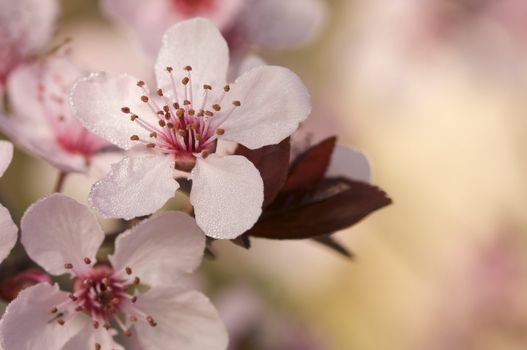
[109,211,205,287]
[89,154,178,220]
[155,18,229,107]
[1,283,86,350]
[134,287,228,350]
[70,72,155,150]
[238,0,327,49]
[190,155,263,239]
[219,66,311,149]
[0,204,17,265]
[20,194,104,276]
[0,140,13,177]
[327,145,371,183]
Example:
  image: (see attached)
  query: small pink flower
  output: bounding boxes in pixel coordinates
[0,194,227,350]
[0,141,17,265]
[101,0,327,56]
[0,56,112,174]
[70,18,311,239]
[0,0,59,87]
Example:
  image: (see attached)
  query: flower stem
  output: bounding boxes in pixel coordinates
[53,171,68,193]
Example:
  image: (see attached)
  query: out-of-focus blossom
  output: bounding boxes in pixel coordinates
[70,18,310,239]
[0,56,113,174]
[0,0,58,88]
[101,0,327,56]
[423,229,527,350]
[1,194,227,350]
[0,141,17,265]
[216,284,327,350]
[0,269,51,302]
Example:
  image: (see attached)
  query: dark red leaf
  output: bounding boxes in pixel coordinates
[236,138,291,208]
[247,178,392,239]
[281,136,336,193]
[312,235,354,259]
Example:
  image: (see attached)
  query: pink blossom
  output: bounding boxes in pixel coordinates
[101,0,327,56]
[70,18,311,239]
[0,0,58,87]
[0,141,17,265]
[0,194,227,350]
[0,56,113,174]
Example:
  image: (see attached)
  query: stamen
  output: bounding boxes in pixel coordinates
[84,257,91,265]
[64,263,73,269]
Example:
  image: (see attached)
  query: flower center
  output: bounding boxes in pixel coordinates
[49,260,157,349]
[121,65,241,171]
[170,0,216,16]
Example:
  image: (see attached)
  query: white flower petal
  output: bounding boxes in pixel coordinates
[70,72,155,150]
[190,155,263,239]
[238,0,327,49]
[1,283,86,350]
[0,204,17,265]
[0,117,88,173]
[109,211,205,286]
[89,154,178,220]
[155,18,229,107]
[0,140,13,177]
[327,145,371,183]
[0,0,59,57]
[219,66,311,149]
[135,287,228,350]
[62,326,124,350]
[20,194,104,276]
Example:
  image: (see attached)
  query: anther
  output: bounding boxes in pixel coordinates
[216,128,225,135]
[95,343,101,350]
[147,316,157,327]
[212,104,221,111]
[137,81,145,87]
[188,109,195,116]
[173,102,180,109]
[124,330,132,337]
[83,257,91,265]
[64,263,73,269]
[233,100,241,107]
[130,115,138,121]
[183,99,191,105]
[184,65,192,71]
[57,319,65,326]
[163,105,170,113]
[159,120,166,127]
[121,107,130,113]
[150,132,157,138]
[75,306,83,312]
[176,109,184,118]
[224,85,230,92]
[203,84,212,90]
[103,323,111,330]
[125,267,132,275]
[205,111,214,117]
[146,143,156,148]
[197,110,205,117]
[141,95,149,103]
[111,297,120,305]
[130,135,140,141]
[93,321,100,329]
[182,77,190,85]
[68,294,77,301]
[133,277,141,285]
[131,296,138,303]
[50,307,58,314]
[130,315,138,322]
[157,89,163,96]
[167,123,174,129]
[166,66,173,72]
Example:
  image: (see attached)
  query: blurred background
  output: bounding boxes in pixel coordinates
[3,0,527,349]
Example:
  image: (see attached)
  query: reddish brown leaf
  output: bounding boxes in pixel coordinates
[312,235,354,259]
[247,178,392,239]
[236,138,291,208]
[281,136,336,193]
